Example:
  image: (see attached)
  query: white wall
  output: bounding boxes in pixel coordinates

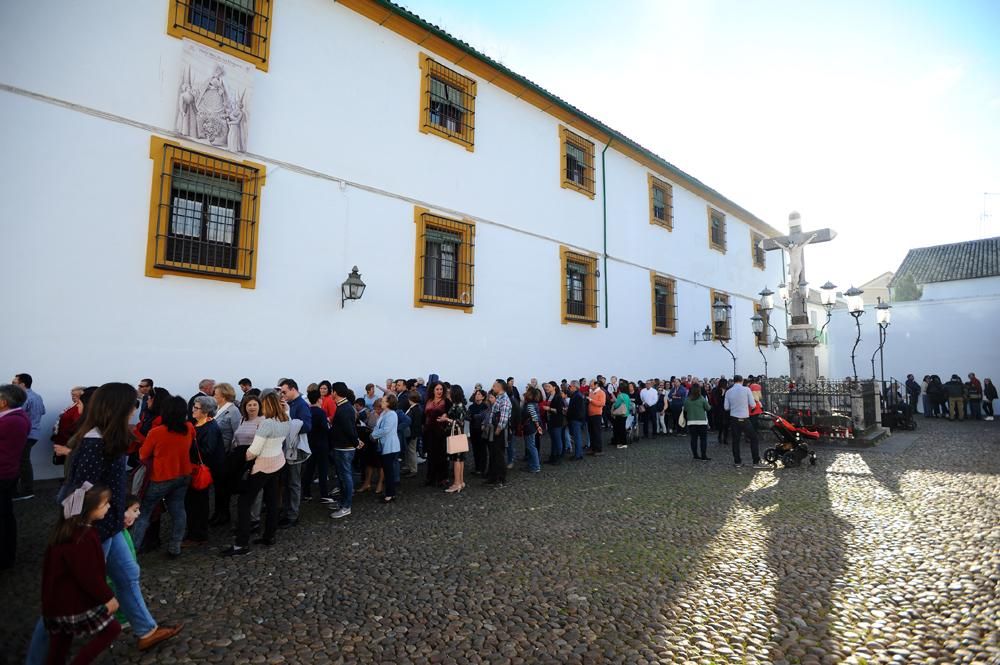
[0,0,788,480]
[920,276,1000,300]
[825,294,1000,383]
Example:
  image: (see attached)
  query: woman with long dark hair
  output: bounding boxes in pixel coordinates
[467,388,490,474]
[444,384,468,492]
[683,384,712,461]
[423,382,450,487]
[30,382,182,656]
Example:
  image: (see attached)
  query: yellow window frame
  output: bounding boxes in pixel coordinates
[413,206,476,313]
[648,174,673,230]
[708,207,727,253]
[418,54,477,151]
[166,0,273,72]
[146,136,265,289]
[560,246,599,326]
[709,289,731,340]
[559,126,596,199]
[650,272,677,335]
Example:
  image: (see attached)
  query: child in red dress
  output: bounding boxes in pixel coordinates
[42,482,121,664]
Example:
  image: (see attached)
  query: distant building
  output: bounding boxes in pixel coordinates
[858,271,893,306]
[889,237,1000,300]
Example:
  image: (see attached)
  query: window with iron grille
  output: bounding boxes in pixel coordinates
[419,55,476,151]
[751,231,766,269]
[648,174,673,230]
[708,207,727,252]
[559,126,596,198]
[754,303,771,346]
[710,290,732,340]
[651,273,677,334]
[167,0,272,71]
[560,246,599,325]
[414,208,475,310]
[146,137,264,288]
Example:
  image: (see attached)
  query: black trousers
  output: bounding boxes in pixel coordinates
[587,415,604,452]
[185,487,210,541]
[302,437,330,499]
[487,429,507,483]
[470,428,488,474]
[425,432,448,485]
[730,417,760,465]
[688,424,708,458]
[0,477,16,568]
[237,469,279,547]
[641,407,656,438]
[17,438,36,495]
[612,415,627,446]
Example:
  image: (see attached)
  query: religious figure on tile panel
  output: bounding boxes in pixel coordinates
[175,39,254,153]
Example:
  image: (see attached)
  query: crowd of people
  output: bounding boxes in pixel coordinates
[0,367,996,662]
[902,373,996,421]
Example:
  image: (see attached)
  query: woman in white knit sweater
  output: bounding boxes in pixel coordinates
[220,392,289,557]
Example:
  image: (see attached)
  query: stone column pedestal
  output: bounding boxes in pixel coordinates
[783,323,820,386]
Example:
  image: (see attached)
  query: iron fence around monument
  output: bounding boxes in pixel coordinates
[760,378,857,438]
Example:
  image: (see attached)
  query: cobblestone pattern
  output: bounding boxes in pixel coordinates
[2,419,997,664]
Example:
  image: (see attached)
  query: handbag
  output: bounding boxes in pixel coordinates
[191,437,213,490]
[678,409,687,429]
[446,421,469,455]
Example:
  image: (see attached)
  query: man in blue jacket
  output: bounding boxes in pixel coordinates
[278,379,311,527]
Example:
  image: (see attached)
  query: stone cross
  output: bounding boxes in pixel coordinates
[760,212,836,324]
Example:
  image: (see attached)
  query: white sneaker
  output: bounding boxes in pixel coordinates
[330,507,351,519]
[616,444,628,449]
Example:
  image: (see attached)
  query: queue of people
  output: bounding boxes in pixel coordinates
[1,367,996,663]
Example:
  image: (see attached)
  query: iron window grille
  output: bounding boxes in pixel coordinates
[419,56,477,150]
[559,126,596,198]
[709,208,727,252]
[751,231,767,269]
[168,0,272,70]
[149,141,260,282]
[651,274,678,334]
[415,210,475,309]
[560,247,599,324]
[648,174,673,229]
[710,290,732,340]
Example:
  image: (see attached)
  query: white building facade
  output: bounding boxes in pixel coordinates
[1,0,789,479]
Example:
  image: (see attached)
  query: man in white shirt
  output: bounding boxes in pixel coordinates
[639,382,659,439]
[724,375,767,469]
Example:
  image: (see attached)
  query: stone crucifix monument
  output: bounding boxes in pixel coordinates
[760,211,836,385]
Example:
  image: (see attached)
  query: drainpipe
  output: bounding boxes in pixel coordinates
[601,138,613,328]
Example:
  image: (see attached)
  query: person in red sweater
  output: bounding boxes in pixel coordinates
[132,396,194,558]
[42,482,121,665]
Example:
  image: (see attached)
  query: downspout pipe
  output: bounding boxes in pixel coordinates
[601,139,613,328]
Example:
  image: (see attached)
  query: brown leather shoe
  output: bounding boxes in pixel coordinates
[137,625,183,651]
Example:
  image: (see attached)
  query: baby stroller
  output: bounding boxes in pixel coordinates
[762,411,818,468]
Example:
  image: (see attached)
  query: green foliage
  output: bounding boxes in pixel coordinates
[892,274,922,301]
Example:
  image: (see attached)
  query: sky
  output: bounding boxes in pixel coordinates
[397,0,1000,290]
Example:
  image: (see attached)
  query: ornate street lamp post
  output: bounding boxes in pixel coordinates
[874,297,892,391]
[751,312,767,380]
[712,297,736,377]
[844,286,865,381]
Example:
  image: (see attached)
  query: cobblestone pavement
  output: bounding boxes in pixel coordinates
[2,419,998,664]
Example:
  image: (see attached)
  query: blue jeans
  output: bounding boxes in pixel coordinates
[523,431,541,471]
[381,453,400,498]
[548,425,564,461]
[921,394,931,417]
[132,475,189,555]
[568,420,585,459]
[333,449,355,510]
[26,530,158,664]
[506,433,515,466]
[562,427,570,455]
